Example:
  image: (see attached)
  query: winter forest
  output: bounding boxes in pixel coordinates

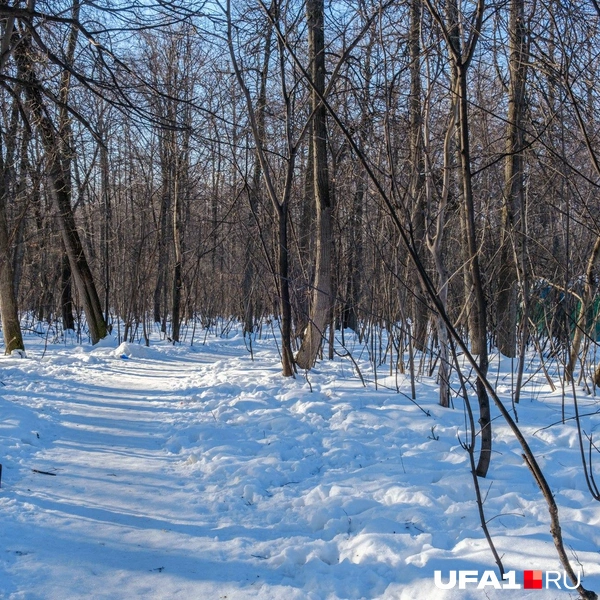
[3,0,600,598]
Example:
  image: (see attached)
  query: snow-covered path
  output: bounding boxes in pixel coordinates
[1,346,232,599]
[2,333,600,599]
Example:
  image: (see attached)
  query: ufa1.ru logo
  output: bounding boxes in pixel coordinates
[434,569,581,590]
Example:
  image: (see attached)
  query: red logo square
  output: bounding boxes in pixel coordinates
[524,570,543,589]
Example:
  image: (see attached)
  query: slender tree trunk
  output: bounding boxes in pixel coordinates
[242,175,260,336]
[279,201,294,376]
[497,0,527,357]
[243,13,273,337]
[61,249,75,331]
[226,0,294,376]
[427,0,491,475]
[425,89,457,408]
[154,151,171,328]
[456,68,491,477]
[172,149,184,343]
[296,0,333,370]
[343,170,364,333]
[99,113,111,326]
[11,125,30,301]
[408,0,428,353]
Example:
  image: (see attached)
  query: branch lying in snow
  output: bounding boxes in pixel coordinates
[32,469,57,476]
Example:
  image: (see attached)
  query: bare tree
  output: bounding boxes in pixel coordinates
[424,0,491,477]
[14,5,108,344]
[295,0,333,370]
[497,0,529,358]
[226,0,298,376]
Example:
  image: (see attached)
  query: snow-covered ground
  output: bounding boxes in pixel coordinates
[1,325,600,599]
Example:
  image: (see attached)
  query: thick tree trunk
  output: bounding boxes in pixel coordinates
[296,0,333,370]
[0,166,24,354]
[297,120,314,336]
[0,26,24,354]
[15,33,107,344]
[51,157,107,343]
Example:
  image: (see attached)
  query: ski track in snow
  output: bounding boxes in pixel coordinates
[1,331,600,599]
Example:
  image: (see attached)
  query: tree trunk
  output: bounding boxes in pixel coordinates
[243,16,273,337]
[456,67,491,478]
[408,0,428,353]
[296,0,333,370]
[172,149,184,343]
[11,126,31,302]
[99,113,111,326]
[15,30,107,344]
[51,156,107,343]
[0,20,23,354]
[279,201,295,376]
[226,0,294,376]
[497,0,527,358]
[343,171,363,333]
[154,146,171,329]
[425,88,457,408]
[0,157,24,354]
[61,250,75,331]
[431,0,491,476]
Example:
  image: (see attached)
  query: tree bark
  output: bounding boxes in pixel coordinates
[0,16,23,354]
[61,250,75,331]
[497,0,527,358]
[0,152,24,354]
[154,153,171,329]
[408,0,429,353]
[99,112,111,326]
[15,26,107,344]
[171,169,182,343]
[295,0,333,370]
[456,66,491,478]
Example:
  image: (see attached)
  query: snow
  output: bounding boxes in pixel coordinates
[1,326,600,599]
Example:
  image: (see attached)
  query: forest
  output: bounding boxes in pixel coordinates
[1,0,598,373]
[2,0,600,596]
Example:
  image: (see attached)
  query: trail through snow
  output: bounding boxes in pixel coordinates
[1,330,600,599]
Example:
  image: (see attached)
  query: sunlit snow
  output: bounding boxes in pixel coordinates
[1,325,599,599]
